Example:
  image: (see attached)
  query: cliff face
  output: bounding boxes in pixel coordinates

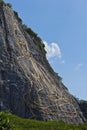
[0,2,86,123]
[79,101,87,120]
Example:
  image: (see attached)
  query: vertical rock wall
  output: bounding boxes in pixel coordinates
[0,2,86,123]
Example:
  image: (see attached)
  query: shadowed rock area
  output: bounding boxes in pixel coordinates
[79,100,87,120]
[0,1,86,123]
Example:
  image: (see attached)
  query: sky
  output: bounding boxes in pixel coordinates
[5,0,87,100]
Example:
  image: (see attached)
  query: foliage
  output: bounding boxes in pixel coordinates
[24,25,46,55]
[14,11,22,23]
[79,100,87,120]
[25,27,38,38]
[0,0,12,8]
[0,111,87,130]
[55,73,62,81]
[0,0,4,2]
[0,112,13,130]
[0,0,4,5]
[79,100,87,104]
[6,3,12,8]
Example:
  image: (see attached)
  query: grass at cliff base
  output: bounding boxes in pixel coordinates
[0,112,87,130]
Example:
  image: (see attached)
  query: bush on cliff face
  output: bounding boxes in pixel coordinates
[0,0,4,5]
[14,11,22,23]
[24,25,46,55]
[0,0,4,2]
[6,3,12,8]
[0,0,11,8]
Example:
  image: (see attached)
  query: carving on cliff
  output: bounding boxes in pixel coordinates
[0,2,86,123]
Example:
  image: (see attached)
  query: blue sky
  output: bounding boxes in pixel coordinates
[5,0,87,100]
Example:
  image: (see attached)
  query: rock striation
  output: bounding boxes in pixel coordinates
[0,2,86,123]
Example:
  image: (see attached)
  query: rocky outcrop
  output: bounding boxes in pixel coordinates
[0,2,86,123]
[79,100,87,120]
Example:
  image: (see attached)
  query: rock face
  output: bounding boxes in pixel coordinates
[0,2,86,123]
[79,100,87,120]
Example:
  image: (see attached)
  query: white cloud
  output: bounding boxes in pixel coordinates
[75,63,83,71]
[43,41,61,60]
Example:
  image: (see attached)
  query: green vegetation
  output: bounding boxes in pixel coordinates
[0,0,4,5]
[0,112,12,130]
[6,3,12,8]
[79,100,87,104]
[79,100,87,120]
[14,11,22,23]
[0,0,4,2]
[23,25,46,55]
[0,111,87,130]
[0,0,12,8]
[55,72,62,82]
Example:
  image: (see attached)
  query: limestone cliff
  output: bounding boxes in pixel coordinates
[0,2,86,123]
